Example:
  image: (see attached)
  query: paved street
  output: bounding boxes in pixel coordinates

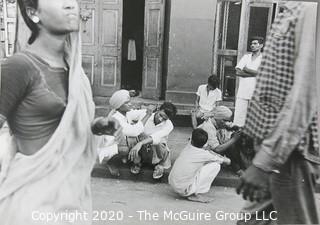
[92,177,320,225]
[92,177,245,225]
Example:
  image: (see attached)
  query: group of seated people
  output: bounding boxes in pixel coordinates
[93,75,254,202]
[93,89,177,180]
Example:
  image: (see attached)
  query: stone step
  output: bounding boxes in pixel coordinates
[91,163,240,188]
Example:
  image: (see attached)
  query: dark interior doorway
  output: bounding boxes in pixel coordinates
[121,0,145,91]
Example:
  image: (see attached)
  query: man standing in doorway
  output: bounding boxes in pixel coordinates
[233,36,264,127]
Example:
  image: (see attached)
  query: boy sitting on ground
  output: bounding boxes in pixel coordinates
[128,102,177,179]
[101,89,153,176]
[168,128,231,203]
[191,75,222,128]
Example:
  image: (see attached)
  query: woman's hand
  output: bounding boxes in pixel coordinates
[128,142,143,162]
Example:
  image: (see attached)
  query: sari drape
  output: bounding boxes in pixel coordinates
[0,32,98,225]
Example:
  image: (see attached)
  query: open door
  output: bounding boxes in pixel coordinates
[237,0,274,60]
[141,0,166,100]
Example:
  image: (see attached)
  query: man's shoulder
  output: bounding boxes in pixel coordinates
[197,84,207,90]
[198,120,216,131]
[242,53,252,58]
[183,144,203,153]
[165,118,174,128]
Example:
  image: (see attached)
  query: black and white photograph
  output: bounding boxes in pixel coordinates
[0,0,319,224]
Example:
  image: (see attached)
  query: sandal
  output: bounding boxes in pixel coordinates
[130,165,141,174]
[153,166,164,179]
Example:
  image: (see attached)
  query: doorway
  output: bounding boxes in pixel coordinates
[213,0,277,102]
[121,0,145,91]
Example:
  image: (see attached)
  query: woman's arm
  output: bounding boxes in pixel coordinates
[0,55,34,120]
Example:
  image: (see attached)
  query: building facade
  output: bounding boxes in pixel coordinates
[3,0,281,113]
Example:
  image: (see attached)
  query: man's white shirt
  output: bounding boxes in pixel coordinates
[236,53,263,99]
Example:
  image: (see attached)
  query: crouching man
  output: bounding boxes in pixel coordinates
[99,89,153,176]
[169,128,231,203]
[128,102,177,179]
[197,106,243,176]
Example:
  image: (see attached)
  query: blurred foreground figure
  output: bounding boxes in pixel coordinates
[0,0,121,224]
[236,2,319,225]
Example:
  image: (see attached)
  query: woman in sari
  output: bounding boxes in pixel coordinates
[0,0,112,224]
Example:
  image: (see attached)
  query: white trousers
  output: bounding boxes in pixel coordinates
[186,162,221,196]
[233,98,249,127]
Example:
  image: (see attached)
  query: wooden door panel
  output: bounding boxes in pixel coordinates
[81,9,95,46]
[146,9,161,47]
[96,0,122,96]
[142,0,165,100]
[145,57,159,88]
[80,0,122,97]
[80,2,99,90]
[102,10,119,46]
[101,56,117,86]
[103,0,119,3]
[80,0,95,3]
[82,55,95,85]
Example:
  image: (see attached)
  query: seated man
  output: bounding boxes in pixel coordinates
[101,90,153,176]
[168,128,231,203]
[228,131,255,175]
[197,106,243,175]
[191,75,222,128]
[128,102,177,179]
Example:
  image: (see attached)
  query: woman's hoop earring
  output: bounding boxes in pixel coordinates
[32,16,40,24]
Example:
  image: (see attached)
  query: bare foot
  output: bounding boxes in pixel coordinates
[187,194,214,203]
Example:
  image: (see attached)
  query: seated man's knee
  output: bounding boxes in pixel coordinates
[155,144,170,157]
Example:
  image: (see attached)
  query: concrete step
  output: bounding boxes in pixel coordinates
[91,163,240,188]
[91,161,320,192]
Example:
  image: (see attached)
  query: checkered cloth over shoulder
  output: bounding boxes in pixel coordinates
[243,3,319,151]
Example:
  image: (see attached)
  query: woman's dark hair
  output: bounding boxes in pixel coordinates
[207,75,219,89]
[191,128,208,148]
[17,0,39,44]
[159,102,177,120]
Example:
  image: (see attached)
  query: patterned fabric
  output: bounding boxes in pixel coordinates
[243,3,318,152]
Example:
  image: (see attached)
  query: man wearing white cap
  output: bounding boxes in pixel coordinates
[197,106,243,175]
[128,102,177,179]
[101,90,152,176]
[198,106,241,153]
